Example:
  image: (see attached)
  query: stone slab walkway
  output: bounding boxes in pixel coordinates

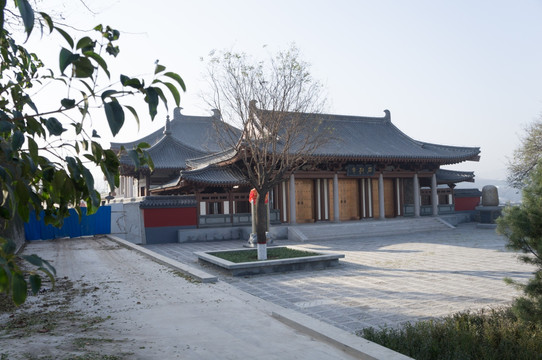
[145,222,534,333]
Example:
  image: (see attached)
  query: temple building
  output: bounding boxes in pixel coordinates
[111,104,480,228]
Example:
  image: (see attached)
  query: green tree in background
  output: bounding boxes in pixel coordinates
[498,165,542,323]
[0,0,185,305]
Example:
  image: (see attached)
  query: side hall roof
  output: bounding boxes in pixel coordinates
[180,165,249,186]
[435,169,475,184]
[119,134,207,170]
[111,107,241,154]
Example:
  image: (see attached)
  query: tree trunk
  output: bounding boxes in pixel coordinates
[254,194,268,260]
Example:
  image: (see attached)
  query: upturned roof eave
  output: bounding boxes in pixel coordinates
[307,153,481,163]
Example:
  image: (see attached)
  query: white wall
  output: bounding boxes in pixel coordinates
[109,198,146,244]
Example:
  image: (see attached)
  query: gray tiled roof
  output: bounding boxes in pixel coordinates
[149,175,181,190]
[256,108,480,164]
[180,165,249,185]
[454,188,482,198]
[139,195,196,208]
[185,148,238,170]
[436,169,475,183]
[120,134,206,169]
[111,107,241,154]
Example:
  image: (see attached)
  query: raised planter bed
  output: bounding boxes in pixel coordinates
[195,246,345,276]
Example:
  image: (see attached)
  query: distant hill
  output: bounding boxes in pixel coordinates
[455,178,522,205]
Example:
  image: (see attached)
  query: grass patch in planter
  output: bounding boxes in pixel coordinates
[196,246,344,276]
[209,247,320,263]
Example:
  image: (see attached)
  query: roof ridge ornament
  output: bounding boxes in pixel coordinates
[163,115,172,135]
[383,109,391,122]
[173,107,183,120]
[211,109,221,119]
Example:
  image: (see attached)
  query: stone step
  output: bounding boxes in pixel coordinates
[288,217,453,242]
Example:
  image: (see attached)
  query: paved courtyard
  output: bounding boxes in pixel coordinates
[145,222,534,333]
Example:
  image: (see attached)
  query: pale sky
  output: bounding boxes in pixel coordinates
[25,0,542,188]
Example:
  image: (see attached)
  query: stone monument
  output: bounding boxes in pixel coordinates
[475,185,503,225]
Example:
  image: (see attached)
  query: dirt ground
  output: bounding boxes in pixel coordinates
[0,237,359,360]
[0,237,204,360]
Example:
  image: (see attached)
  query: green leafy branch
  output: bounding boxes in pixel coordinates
[0,0,185,305]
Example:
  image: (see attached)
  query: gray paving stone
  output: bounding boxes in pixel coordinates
[144,222,534,333]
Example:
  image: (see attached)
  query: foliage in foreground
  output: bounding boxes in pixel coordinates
[0,0,184,305]
[0,238,56,306]
[359,307,542,360]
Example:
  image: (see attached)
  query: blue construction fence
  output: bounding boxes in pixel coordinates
[24,206,111,241]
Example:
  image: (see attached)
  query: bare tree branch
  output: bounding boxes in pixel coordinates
[203,45,330,245]
[508,118,542,189]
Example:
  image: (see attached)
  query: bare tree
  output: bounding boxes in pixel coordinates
[204,45,328,259]
[508,118,542,189]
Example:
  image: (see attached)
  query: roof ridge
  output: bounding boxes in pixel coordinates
[171,107,221,122]
[420,141,481,152]
[257,107,391,123]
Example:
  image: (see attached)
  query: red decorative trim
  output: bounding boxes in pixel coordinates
[143,208,197,227]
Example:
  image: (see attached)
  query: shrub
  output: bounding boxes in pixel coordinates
[358,307,542,360]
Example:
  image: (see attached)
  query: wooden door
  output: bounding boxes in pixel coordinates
[371,178,397,218]
[339,179,360,221]
[295,179,314,223]
[384,179,395,218]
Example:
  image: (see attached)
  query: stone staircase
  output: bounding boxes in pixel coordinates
[287,217,455,242]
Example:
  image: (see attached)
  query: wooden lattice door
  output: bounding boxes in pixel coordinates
[339,179,360,221]
[384,179,395,217]
[295,179,314,223]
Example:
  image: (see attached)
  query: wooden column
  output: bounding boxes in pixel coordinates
[146,173,151,196]
[396,178,402,216]
[125,176,130,197]
[378,173,385,220]
[413,173,421,217]
[323,179,329,220]
[282,181,288,222]
[333,173,340,222]
[367,178,373,218]
[431,173,439,216]
[289,174,296,224]
[228,192,234,224]
[361,179,366,218]
[267,195,271,231]
[128,176,133,197]
[316,179,322,221]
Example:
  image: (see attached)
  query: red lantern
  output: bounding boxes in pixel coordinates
[249,189,269,204]
[249,189,257,204]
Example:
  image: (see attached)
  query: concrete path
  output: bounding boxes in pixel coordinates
[4,236,406,359]
[146,223,535,333]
